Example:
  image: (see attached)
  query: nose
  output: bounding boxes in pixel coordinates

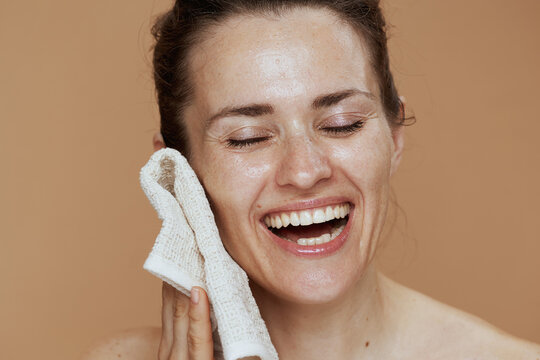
[275,135,332,190]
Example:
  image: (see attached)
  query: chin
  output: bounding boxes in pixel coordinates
[255,261,366,306]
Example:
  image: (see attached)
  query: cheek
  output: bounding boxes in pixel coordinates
[197,151,273,226]
[330,133,393,189]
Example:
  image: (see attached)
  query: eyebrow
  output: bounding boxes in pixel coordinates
[204,88,375,128]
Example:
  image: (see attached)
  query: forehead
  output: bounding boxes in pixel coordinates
[187,7,377,114]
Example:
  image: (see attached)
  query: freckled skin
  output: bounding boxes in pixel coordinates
[183,8,402,305]
[85,7,540,360]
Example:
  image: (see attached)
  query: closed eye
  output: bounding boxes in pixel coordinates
[321,120,366,135]
[225,136,271,148]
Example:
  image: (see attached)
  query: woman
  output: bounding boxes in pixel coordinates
[85,0,540,358]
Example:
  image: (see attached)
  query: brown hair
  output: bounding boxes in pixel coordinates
[152,0,412,155]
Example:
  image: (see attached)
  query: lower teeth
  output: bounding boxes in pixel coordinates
[296,224,345,246]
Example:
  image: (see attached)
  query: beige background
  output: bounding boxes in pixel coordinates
[1,0,539,359]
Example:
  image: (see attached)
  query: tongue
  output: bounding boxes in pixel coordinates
[275,222,333,241]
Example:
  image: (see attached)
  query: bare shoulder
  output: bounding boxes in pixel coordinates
[80,327,161,360]
[380,275,540,360]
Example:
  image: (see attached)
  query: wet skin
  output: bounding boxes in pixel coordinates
[183,8,403,306]
[83,7,540,360]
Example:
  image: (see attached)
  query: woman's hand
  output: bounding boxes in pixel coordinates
[159,282,214,360]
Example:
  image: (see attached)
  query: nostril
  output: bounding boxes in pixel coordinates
[274,136,332,188]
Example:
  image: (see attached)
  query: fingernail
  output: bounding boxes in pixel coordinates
[191,287,200,304]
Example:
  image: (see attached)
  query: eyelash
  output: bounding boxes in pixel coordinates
[225,120,366,149]
[226,137,271,149]
[321,120,366,135]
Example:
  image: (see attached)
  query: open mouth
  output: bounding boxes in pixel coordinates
[263,203,350,246]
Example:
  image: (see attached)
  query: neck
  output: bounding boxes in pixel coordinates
[251,264,394,360]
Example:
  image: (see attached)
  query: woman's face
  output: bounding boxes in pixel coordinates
[184,8,403,304]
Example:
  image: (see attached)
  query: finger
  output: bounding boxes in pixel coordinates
[188,287,214,360]
[158,283,174,360]
[169,287,190,360]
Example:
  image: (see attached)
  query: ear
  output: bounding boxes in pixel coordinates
[153,132,165,152]
[390,97,406,176]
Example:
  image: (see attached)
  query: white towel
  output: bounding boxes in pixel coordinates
[140,148,279,360]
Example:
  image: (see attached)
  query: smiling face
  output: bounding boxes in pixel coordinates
[182,8,403,304]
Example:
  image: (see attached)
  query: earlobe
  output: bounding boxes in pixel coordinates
[153,132,166,152]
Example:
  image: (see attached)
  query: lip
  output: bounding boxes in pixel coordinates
[261,201,354,258]
[262,196,352,217]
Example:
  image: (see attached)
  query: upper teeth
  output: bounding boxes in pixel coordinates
[264,203,350,229]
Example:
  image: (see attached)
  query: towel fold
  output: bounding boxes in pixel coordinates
[140,148,278,360]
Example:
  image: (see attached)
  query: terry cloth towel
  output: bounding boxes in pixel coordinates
[140,148,279,360]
